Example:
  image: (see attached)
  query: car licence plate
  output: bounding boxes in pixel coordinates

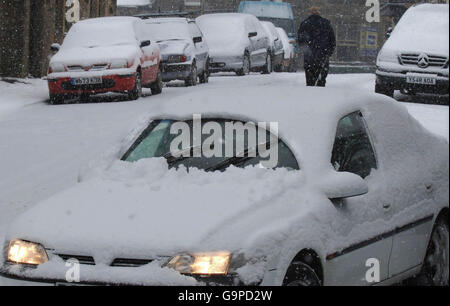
[71,77,102,86]
[406,74,437,85]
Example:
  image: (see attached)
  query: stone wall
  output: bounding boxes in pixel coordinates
[0,0,117,78]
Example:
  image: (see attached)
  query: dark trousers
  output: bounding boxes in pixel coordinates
[304,58,329,87]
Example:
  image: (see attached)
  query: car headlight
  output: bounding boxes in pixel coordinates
[167,251,231,275]
[377,49,399,65]
[7,239,48,266]
[167,55,188,63]
[50,62,66,73]
[110,59,128,69]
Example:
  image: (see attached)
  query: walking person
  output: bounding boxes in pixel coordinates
[298,7,336,87]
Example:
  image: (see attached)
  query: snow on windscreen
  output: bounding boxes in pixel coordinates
[197,16,246,47]
[146,21,191,42]
[117,0,151,6]
[240,2,293,19]
[386,4,449,54]
[62,21,137,49]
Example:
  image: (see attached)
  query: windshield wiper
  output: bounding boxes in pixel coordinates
[205,140,279,172]
[163,145,203,165]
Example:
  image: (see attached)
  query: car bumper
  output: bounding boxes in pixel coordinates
[47,72,137,96]
[376,69,449,94]
[0,262,244,286]
[161,63,191,82]
[209,55,244,72]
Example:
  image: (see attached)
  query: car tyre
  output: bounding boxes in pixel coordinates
[283,261,321,286]
[49,94,64,105]
[375,83,394,98]
[236,53,250,76]
[414,216,449,286]
[262,53,272,74]
[128,71,142,101]
[199,59,210,84]
[185,63,198,87]
[150,69,163,95]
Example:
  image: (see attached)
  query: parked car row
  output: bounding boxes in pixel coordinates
[47,13,295,104]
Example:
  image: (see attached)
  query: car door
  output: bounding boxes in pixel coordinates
[325,111,393,286]
[136,21,159,83]
[247,17,267,67]
[365,105,436,278]
[188,21,208,73]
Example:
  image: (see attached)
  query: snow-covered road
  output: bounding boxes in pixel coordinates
[0,73,448,285]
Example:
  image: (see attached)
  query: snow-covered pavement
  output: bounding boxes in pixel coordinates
[0,73,448,285]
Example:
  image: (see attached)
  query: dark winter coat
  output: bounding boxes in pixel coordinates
[297,15,336,63]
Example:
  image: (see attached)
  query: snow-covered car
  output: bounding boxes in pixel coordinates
[47,17,163,104]
[276,27,295,72]
[196,13,272,75]
[261,21,284,72]
[0,86,448,286]
[376,4,449,97]
[143,18,210,86]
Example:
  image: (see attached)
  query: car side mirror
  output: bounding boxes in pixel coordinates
[248,32,257,38]
[140,40,151,48]
[320,171,369,201]
[386,27,393,39]
[193,36,202,44]
[50,43,61,52]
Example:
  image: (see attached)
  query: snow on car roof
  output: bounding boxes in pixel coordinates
[144,17,188,23]
[76,16,141,25]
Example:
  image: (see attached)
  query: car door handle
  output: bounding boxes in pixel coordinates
[383,203,391,210]
[426,184,433,193]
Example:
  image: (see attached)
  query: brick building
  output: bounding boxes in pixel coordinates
[0,0,117,78]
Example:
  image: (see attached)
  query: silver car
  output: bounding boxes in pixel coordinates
[144,18,210,86]
[196,13,272,76]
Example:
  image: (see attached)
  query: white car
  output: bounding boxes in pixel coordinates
[0,86,448,286]
[196,13,271,76]
[261,21,284,72]
[47,17,163,104]
[275,27,295,72]
[376,4,449,97]
[143,18,210,86]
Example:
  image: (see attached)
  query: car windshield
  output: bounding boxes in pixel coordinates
[258,17,295,37]
[122,119,300,171]
[146,21,191,42]
[62,22,137,49]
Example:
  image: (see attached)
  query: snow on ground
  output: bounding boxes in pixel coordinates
[0,72,448,285]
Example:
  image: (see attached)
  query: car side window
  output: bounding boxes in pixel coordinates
[331,112,378,179]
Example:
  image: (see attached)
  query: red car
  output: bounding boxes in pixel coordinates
[47,17,163,104]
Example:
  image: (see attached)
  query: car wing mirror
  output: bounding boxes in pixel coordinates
[193,36,202,44]
[50,43,61,52]
[386,27,393,39]
[140,40,151,48]
[248,32,257,38]
[320,171,369,201]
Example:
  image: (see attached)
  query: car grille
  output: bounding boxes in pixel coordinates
[67,64,108,72]
[58,254,96,265]
[57,254,153,267]
[61,79,115,90]
[400,53,448,68]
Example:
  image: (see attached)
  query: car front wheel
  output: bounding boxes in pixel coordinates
[199,59,210,84]
[128,71,142,101]
[262,53,272,74]
[283,262,321,286]
[49,94,64,105]
[417,216,449,286]
[375,83,394,98]
[150,69,163,95]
